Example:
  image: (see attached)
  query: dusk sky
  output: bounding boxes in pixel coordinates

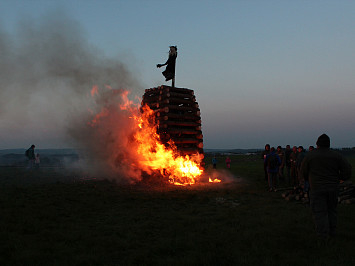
[1,0,355,149]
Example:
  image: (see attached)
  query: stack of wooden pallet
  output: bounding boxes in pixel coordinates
[141,85,203,158]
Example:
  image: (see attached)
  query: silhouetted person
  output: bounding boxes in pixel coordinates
[261,144,271,181]
[296,146,306,183]
[289,146,298,187]
[212,156,217,169]
[157,46,177,83]
[276,146,285,182]
[25,144,36,169]
[300,134,351,242]
[265,147,281,192]
[284,145,292,183]
[225,156,231,169]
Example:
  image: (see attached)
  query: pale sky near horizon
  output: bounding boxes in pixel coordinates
[1,0,355,149]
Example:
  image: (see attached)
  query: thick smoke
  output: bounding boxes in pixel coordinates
[0,12,144,182]
[69,88,145,183]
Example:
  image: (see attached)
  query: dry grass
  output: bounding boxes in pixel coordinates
[1,154,354,265]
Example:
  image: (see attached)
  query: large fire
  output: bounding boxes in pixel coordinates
[89,87,221,186]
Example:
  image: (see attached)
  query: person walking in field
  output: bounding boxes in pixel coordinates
[25,144,36,169]
[225,156,231,169]
[300,134,352,243]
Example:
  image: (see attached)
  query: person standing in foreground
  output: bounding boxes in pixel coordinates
[300,134,352,242]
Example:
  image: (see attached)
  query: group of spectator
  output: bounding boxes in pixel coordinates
[262,144,312,191]
[211,156,232,169]
[263,134,352,243]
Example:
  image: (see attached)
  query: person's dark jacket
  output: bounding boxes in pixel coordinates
[265,151,281,173]
[296,151,306,170]
[300,148,351,191]
[289,151,298,167]
[162,54,177,81]
[27,147,35,160]
[285,149,292,167]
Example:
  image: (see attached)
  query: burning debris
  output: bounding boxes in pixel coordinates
[86,86,220,186]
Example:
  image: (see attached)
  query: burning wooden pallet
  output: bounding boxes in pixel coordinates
[141,85,203,158]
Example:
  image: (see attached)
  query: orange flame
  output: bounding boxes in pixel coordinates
[132,105,203,185]
[209,177,222,183]
[91,85,99,97]
[89,86,220,186]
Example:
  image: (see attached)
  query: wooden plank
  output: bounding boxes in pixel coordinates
[163,105,200,112]
[157,120,201,127]
[176,147,204,155]
[142,95,161,102]
[157,117,202,125]
[160,91,196,100]
[156,112,200,120]
[157,102,199,109]
[160,128,202,135]
[170,138,201,144]
[158,85,194,95]
[158,97,197,105]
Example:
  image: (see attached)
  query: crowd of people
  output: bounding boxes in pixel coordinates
[263,134,352,243]
[262,144,314,192]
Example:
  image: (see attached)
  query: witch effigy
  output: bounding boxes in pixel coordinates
[142,46,204,159]
[157,46,177,86]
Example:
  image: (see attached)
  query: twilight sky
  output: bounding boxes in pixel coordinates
[1,0,355,149]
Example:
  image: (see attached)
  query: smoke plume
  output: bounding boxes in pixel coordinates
[0,11,144,183]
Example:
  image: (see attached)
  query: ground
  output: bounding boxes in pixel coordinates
[0,154,354,265]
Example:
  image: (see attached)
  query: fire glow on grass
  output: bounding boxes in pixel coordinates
[89,87,221,186]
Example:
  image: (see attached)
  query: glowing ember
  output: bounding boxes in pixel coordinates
[89,86,220,186]
[209,177,222,183]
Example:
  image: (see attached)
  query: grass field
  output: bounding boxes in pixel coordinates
[1,154,354,265]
